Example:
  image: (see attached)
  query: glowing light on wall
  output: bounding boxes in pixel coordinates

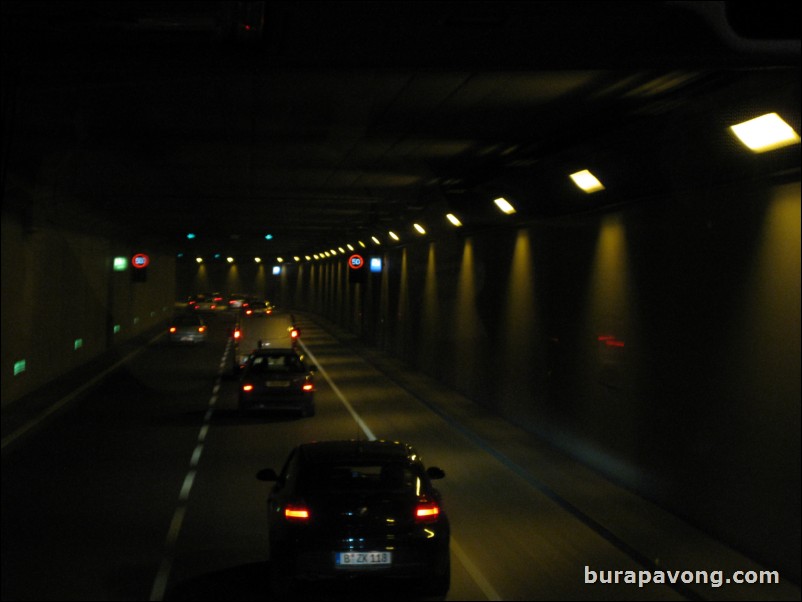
[730,113,800,153]
[494,197,517,214]
[446,213,462,227]
[570,169,605,193]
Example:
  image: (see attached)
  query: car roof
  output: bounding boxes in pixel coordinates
[298,440,417,465]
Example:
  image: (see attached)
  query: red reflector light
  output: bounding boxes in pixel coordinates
[415,500,440,523]
[284,503,310,522]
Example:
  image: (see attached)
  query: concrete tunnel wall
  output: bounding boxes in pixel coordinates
[1,213,176,407]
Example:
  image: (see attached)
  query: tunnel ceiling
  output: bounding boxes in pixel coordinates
[2,2,800,260]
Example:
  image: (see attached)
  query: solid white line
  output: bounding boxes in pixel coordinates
[298,340,376,441]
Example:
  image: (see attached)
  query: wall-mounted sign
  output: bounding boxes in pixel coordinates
[348,254,365,269]
[131,253,150,269]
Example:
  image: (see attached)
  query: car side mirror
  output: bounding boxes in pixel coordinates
[426,466,445,480]
[256,468,279,482]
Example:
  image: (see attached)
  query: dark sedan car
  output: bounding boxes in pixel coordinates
[256,440,450,598]
[239,348,316,417]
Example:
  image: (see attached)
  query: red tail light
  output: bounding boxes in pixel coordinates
[169,327,177,333]
[415,499,440,523]
[210,304,216,310]
[302,382,314,392]
[284,503,310,522]
[198,326,206,333]
[233,329,241,339]
[290,328,299,339]
[245,309,253,315]
[242,384,254,392]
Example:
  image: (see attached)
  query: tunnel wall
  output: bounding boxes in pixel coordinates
[288,177,801,581]
[1,210,177,407]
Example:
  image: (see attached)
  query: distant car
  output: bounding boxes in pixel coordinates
[228,293,248,310]
[194,292,221,311]
[239,347,316,417]
[231,310,301,374]
[257,440,450,598]
[168,313,207,344]
[242,300,273,317]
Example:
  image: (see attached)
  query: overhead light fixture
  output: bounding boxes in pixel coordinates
[570,170,605,193]
[388,231,400,241]
[254,257,262,263]
[347,244,354,251]
[359,241,367,248]
[195,257,203,263]
[494,197,517,214]
[226,257,234,263]
[446,213,462,227]
[371,236,381,245]
[730,112,800,153]
[338,247,345,253]
[277,257,284,262]
[413,223,426,235]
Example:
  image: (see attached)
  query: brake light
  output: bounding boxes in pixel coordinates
[302,382,314,392]
[198,326,206,333]
[284,503,310,522]
[169,327,177,333]
[245,309,253,315]
[210,304,216,310]
[415,499,440,523]
[242,384,254,392]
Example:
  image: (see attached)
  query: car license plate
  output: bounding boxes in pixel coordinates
[336,551,392,568]
[266,381,290,387]
[180,336,194,342]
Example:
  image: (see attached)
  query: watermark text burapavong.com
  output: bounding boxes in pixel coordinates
[584,566,780,588]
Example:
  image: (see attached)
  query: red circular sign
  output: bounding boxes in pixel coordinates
[131,253,150,269]
[348,254,364,269]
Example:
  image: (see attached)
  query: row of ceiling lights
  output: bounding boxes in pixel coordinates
[187,112,797,266]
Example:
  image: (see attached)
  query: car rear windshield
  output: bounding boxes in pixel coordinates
[249,353,305,373]
[300,462,420,494]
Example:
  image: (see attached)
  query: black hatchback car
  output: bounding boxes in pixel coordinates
[239,348,316,417]
[257,440,450,597]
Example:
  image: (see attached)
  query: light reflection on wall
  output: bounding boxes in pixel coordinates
[225,264,241,295]
[396,249,409,357]
[193,263,209,292]
[730,181,800,419]
[421,243,439,367]
[254,264,266,297]
[500,229,538,416]
[582,213,636,444]
[454,238,482,391]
